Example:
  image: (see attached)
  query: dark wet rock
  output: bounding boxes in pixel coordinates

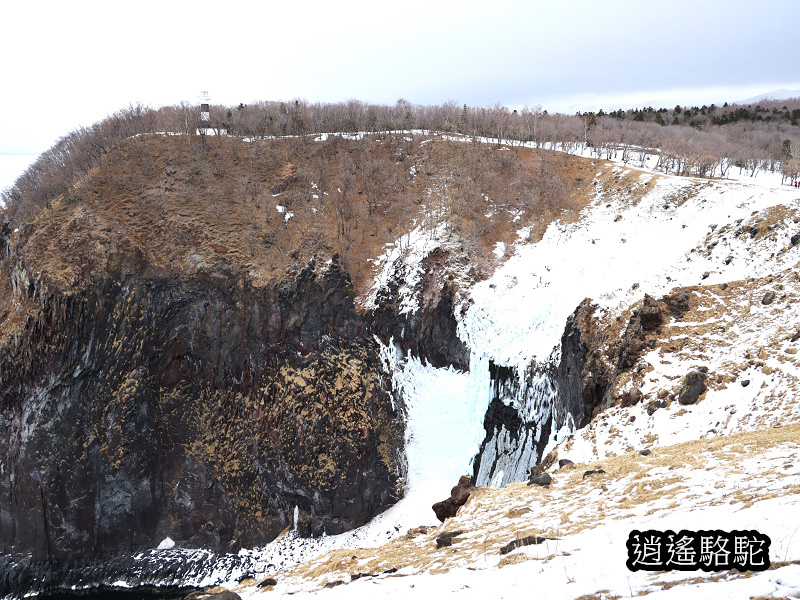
[527,473,552,487]
[499,536,552,555]
[0,551,250,599]
[474,356,565,485]
[558,459,574,469]
[678,370,707,405]
[762,291,776,305]
[719,282,728,290]
[640,449,652,456]
[432,476,475,522]
[791,233,800,246]
[741,379,751,387]
[257,578,278,588]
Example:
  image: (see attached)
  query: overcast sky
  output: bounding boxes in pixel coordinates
[1,0,798,155]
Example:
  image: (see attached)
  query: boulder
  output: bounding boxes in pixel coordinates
[432,476,475,522]
[678,370,707,405]
[527,473,552,487]
[207,592,242,600]
[435,530,463,549]
[621,387,643,407]
[663,289,691,317]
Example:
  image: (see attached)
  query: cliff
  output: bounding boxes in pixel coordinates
[0,130,589,593]
[0,135,413,590]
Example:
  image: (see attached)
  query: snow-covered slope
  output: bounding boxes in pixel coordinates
[244,423,800,599]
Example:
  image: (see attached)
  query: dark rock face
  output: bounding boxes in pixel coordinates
[639,295,664,331]
[471,361,556,486]
[555,299,610,422]
[0,549,257,598]
[371,248,469,370]
[0,257,403,591]
[474,299,611,486]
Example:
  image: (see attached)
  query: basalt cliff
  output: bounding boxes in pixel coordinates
[0,132,585,594]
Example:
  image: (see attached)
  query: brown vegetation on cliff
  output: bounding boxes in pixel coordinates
[4,132,595,305]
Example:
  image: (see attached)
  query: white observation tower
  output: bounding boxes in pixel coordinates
[198,91,211,135]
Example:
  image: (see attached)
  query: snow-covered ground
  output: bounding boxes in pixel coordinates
[235,422,800,599]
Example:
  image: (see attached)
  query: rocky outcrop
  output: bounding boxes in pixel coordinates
[0,254,403,594]
[432,476,475,522]
[471,360,556,486]
[554,298,610,425]
[554,290,695,418]
[371,248,469,370]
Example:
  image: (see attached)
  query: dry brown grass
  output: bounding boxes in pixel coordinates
[3,133,609,321]
[246,422,800,595]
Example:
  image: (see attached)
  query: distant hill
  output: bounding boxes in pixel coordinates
[735,88,800,104]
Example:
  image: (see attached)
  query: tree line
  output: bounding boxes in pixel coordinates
[3,97,799,227]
